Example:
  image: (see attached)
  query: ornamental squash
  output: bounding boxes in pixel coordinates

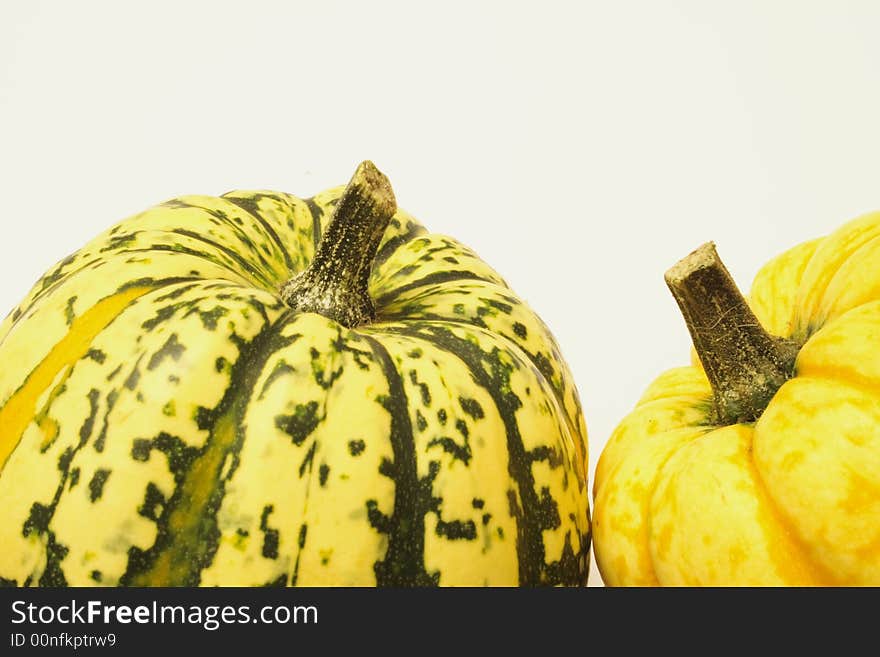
[0,162,590,587]
[593,214,880,586]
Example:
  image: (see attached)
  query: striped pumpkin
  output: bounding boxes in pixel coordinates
[0,162,590,586]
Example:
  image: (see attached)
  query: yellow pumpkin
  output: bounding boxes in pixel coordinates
[592,212,880,586]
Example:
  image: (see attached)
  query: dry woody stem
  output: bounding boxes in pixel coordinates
[280,160,397,327]
[665,242,799,425]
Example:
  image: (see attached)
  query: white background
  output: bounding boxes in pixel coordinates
[3,1,880,587]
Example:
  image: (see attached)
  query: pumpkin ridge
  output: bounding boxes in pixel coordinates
[220,194,297,272]
[373,220,429,267]
[792,370,880,402]
[160,198,289,282]
[122,308,295,586]
[18,388,102,586]
[25,253,80,302]
[636,392,715,417]
[812,231,880,328]
[794,217,880,336]
[387,323,589,585]
[595,417,706,585]
[359,335,440,586]
[170,229,277,288]
[96,243,262,287]
[0,253,202,342]
[641,430,698,586]
[596,393,714,485]
[3,256,109,331]
[377,315,585,477]
[748,238,823,339]
[374,270,494,307]
[286,329,345,587]
[746,426,840,585]
[0,286,155,473]
[644,425,792,584]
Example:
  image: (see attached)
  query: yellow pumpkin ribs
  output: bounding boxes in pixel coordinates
[0,286,152,471]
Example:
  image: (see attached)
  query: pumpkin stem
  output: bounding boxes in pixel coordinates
[665,242,799,425]
[280,160,397,327]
